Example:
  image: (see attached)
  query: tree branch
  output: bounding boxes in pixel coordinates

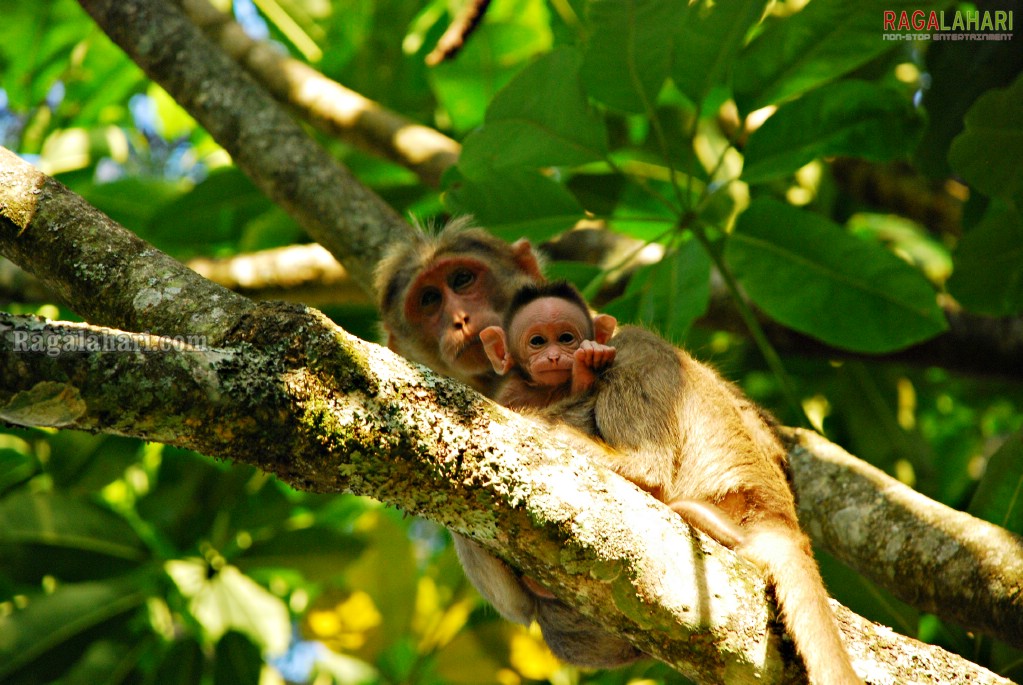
[75,0,412,295]
[174,0,460,189]
[0,310,1011,685]
[786,428,1023,650]
[0,147,252,340]
[4,146,1023,653]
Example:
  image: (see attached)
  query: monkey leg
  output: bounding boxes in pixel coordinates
[534,597,643,668]
[451,533,537,624]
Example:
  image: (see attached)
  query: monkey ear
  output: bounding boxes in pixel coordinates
[480,326,513,374]
[510,239,544,281]
[592,314,617,344]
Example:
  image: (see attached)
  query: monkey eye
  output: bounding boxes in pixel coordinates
[558,333,577,345]
[529,335,547,347]
[419,287,441,309]
[449,268,476,291]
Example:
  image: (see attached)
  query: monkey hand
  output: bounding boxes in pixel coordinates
[570,341,616,394]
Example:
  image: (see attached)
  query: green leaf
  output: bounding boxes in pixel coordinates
[0,448,36,494]
[444,168,583,243]
[948,74,1023,205]
[968,427,1023,534]
[733,0,945,113]
[427,3,553,133]
[235,527,366,581]
[727,199,947,352]
[672,0,769,105]
[580,0,684,112]
[947,205,1023,316]
[742,80,924,183]
[166,560,291,655]
[623,240,711,342]
[0,491,149,582]
[0,576,148,681]
[153,638,205,685]
[214,631,263,685]
[459,48,608,176]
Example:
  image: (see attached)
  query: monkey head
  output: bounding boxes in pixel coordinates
[375,218,544,392]
[479,281,616,387]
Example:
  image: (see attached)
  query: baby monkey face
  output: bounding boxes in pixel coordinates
[509,297,592,387]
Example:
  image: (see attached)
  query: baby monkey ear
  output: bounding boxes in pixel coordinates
[592,314,617,344]
[480,326,513,375]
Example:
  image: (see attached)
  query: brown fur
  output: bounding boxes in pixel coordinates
[376,221,861,683]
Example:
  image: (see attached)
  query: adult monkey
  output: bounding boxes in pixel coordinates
[375,219,861,683]
[376,218,642,666]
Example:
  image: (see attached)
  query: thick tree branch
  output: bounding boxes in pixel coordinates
[0,147,252,340]
[0,311,1011,685]
[174,0,460,189]
[786,428,1023,651]
[75,0,412,295]
[4,147,1023,652]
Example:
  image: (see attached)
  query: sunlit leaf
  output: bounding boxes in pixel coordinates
[673,0,768,104]
[580,0,684,112]
[733,0,946,113]
[743,80,924,183]
[727,199,947,352]
[459,48,608,176]
[166,560,291,656]
[445,168,583,243]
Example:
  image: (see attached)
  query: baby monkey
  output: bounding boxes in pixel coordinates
[483,281,747,554]
[479,281,617,409]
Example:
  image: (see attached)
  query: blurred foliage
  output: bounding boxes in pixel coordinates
[2,0,1023,683]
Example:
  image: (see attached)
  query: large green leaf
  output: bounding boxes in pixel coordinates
[948,74,1023,206]
[733,0,945,113]
[580,0,684,113]
[444,168,583,243]
[459,48,608,176]
[742,80,924,183]
[727,199,947,352]
[947,205,1023,316]
[617,239,711,342]
[0,576,149,681]
[0,491,149,582]
[968,427,1023,534]
[672,0,769,105]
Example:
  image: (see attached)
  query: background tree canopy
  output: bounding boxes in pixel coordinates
[1,0,1022,683]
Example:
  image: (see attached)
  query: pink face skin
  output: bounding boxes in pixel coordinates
[508,297,592,387]
[403,257,503,376]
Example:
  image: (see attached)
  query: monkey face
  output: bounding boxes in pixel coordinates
[402,256,504,377]
[508,297,592,387]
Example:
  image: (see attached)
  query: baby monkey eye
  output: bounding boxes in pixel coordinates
[558,333,577,344]
[529,335,547,347]
[449,268,475,290]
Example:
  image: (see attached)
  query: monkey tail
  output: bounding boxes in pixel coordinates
[740,522,863,685]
